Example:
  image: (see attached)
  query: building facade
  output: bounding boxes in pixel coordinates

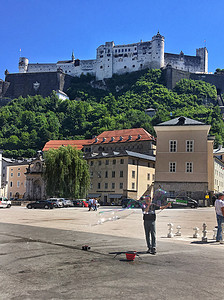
[17,32,207,81]
[86,151,155,204]
[6,163,28,199]
[213,146,224,193]
[154,116,214,201]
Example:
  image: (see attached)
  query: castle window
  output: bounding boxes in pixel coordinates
[125,49,127,52]
[100,55,103,58]
[118,49,120,53]
[132,65,135,68]
[140,64,143,68]
[128,48,130,51]
[107,54,111,57]
[115,49,117,53]
[108,49,110,53]
[100,66,103,69]
[124,66,127,69]
[135,47,137,50]
[108,59,110,61]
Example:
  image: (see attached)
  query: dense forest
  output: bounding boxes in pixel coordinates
[0,69,223,158]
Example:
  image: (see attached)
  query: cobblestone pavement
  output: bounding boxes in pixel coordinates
[0,206,223,299]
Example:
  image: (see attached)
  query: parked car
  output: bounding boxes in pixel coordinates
[47,198,63,208]
[73,199,83,207]
[61,199,74,207]
[82,200,89,207]
[167,196,198,208]
[0,197,11,208]
[26,200,55,209]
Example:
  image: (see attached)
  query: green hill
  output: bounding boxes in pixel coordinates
[0,69,223,158]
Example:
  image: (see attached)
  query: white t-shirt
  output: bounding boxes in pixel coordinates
[215,199,224,216]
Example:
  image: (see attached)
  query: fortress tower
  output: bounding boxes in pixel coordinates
[19,57,29,73]
[196,48,208,73]
[151,31,165,69]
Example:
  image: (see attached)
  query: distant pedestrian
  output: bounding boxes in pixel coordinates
[88,198,93,211]
[215,192,224,242]
[94,199,98,211]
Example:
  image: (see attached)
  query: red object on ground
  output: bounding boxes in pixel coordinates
[126,252,136,261]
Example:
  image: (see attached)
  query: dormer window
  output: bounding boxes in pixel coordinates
[128,135,132,140]
[138,134,142,139]
[95,137,99,142]
[103,137,106,142]
[111,137,115,142]
[119,136,123,141]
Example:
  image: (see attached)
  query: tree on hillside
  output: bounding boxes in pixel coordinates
[43,146,90,199]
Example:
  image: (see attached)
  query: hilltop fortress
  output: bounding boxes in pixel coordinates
[3,31,224,102]
[18,32,208,80]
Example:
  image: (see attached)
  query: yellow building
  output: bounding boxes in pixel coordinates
[6,163,29,199]
[154,116,214,200]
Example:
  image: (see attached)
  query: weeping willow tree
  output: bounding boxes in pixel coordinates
[43,145,90,198]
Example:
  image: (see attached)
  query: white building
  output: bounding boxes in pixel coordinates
[213,146,224,193]
[18,32,208,81]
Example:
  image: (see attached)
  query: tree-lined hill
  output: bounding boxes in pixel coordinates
[0,69,223,158]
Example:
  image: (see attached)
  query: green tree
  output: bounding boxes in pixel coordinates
[43,145,90,198]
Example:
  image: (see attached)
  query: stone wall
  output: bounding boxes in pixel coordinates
[2,71,73,99]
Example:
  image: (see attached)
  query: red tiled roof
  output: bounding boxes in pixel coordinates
[42,139,92,151]
[93,128,155,144]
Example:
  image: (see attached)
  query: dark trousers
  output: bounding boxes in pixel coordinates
[144,220,156,249]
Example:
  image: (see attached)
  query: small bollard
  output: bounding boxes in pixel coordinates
[220,224,224,244]
[167,223,174,238]
[202,223,207,243]
[213,228,217,240]
[175,225,181,236]
[193,227,200,238]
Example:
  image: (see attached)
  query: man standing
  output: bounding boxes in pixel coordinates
[215,192,224,242]
[143,196,170,254]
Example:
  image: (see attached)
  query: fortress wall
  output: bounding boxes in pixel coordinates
[27,64,57,73]
[4,72,73,99]
[164,53,202,73]
[190,73,224,94]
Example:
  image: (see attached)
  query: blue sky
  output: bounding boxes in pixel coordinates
[0,0,223,80]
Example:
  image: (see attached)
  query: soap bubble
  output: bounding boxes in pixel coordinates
[152,188,168,206]
[95,208,133,226]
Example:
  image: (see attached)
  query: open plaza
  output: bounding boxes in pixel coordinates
[0,206,224,299]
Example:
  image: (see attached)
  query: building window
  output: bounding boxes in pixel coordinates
[120,182,123,189]
[132,159,135,165]
[98,161,102,166]
[18,172,20,177]
[148,162,151,168]
[132,171,135,178]
[186,140,194,152]
[120,171,123,178]
[17,181,20,187]
[186,162,193,173]
[132,182,135,189]
[97,172,101,178]
[90,161,94,166]
[106,160,109,165]
[90,183,93,189]
[98,183,101,189]
[120,159,124,164]
[105,183,108,189]
[169,162,176,173]
[152,174,155,181]
[147,173,150,180]
[10,192,12,197]
[105,171,108,178]
[113,159,116,165]
[112,171,115,178]
[169,140,177,152]
[10,182,13,187]
[112,183,115,189]
[147,184,150,189]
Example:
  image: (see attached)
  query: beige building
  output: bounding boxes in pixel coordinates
[43,128,156,204]
[6,163,28,199]
[154,116,214,201]
[86,151,155,204]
